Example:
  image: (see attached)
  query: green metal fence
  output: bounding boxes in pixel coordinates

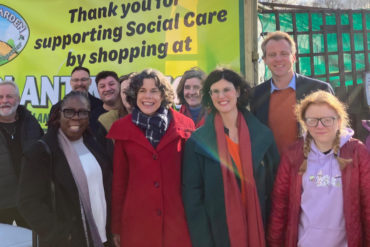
[258,2,369,140]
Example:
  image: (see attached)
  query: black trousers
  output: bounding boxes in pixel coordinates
[0,207,29,228]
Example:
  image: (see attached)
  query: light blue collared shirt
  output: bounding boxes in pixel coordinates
[270,73,296,93]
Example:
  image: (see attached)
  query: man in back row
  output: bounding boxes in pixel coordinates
[49,67,121,132]
[69,66,107,132]
[250,31,334,153]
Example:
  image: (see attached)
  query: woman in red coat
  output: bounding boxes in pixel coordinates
[267,91,370,247]
[107,69,195,247]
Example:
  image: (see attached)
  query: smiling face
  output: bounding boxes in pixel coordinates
[264,39,296,82]
[305,103,341,151]
[60,96,89,141]
[97,76,120,107]
[0,84,20,121]
[183,77,202,108]
[136,78,163,116]
[70,69,91,92]
[210,79,239,115]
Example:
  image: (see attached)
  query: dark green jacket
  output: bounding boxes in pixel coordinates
[182,110,279,247]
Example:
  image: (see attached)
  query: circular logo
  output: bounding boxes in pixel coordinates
[0,5,29,66]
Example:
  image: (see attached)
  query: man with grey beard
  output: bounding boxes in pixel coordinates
[0,80,43,227]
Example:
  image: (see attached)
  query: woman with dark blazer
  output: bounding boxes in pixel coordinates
[107,69,195,247]
[182,68,280,247]
[18,91,112,247]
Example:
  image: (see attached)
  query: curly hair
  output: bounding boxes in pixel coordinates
[201,67,251,113]
[176,67,206,105]
[125,68,174,109]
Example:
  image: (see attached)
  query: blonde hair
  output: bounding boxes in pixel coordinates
[295,90,351,174]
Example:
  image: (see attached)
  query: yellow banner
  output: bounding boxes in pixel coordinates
[0,0,243,128]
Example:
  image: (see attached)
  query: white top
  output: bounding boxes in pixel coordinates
[71,138,107,242]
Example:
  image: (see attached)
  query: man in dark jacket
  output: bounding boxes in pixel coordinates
[49,66,106,132]
[0,80,43,227]
[250,31,334,153]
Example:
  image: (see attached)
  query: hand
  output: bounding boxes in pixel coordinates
[113,234,120,247]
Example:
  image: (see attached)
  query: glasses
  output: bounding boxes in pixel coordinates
[61,109,90,119]
[71,77,90,83]
[304,116,338,127]
[209,87,234,97]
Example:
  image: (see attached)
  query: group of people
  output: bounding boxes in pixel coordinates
[0,30,369,247]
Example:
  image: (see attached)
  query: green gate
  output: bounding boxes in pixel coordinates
[258,2,370,140]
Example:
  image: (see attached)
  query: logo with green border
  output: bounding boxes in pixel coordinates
[0,5,29,66]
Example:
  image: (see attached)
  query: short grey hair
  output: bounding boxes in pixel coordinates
[0,80,20,97]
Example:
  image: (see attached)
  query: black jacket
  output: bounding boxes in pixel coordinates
[0,105,43,209]
[18,126,112,247]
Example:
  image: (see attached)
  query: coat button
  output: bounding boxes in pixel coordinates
[152,154,158,160]
[156,209,162,216]
[154,181,160,188]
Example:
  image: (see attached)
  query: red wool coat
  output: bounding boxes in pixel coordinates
[267,138,370,247]
[107,109,194,247]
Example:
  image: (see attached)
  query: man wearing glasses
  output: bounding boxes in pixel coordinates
[250,31,334,153]
[49,66,106,132]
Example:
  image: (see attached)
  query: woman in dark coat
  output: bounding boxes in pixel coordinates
[182,68,280,247]
[107,69,194,247]
[18,91,112,247]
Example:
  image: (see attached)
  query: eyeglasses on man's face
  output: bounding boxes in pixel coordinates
[70,77,90,83]
[209,87,234,97]
[304,116,338,127]
[61,109,90,119]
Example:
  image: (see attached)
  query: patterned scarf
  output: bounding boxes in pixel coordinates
[131,106,169,148]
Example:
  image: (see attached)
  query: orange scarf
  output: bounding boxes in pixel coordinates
[214,112,265,247]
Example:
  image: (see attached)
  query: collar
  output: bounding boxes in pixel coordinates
[270,73,296,93]
[194,110,277,167]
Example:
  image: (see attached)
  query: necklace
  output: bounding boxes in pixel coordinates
[0,124,17,140]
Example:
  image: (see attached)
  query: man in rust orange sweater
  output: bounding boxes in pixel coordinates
[250,31,334,153]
